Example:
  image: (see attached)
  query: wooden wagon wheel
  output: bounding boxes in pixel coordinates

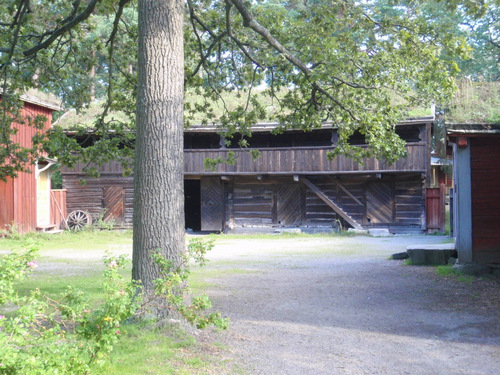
[66,210,93,230]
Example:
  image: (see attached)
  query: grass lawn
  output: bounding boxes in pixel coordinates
[0,230,238,374]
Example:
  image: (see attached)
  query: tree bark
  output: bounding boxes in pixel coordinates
[133,0,185,309]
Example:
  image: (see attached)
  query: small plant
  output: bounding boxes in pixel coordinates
[402,258,414,266]
[0,223,22,240]
[145,237,229,330]
[93,209,115,231]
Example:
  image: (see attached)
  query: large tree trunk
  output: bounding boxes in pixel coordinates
[132,0,185,308]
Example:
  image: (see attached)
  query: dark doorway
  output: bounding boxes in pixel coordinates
[185,180,201,231]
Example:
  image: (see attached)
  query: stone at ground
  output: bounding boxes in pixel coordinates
[368,228,391,237]
[406,243,456,265]
[275,228,302,234]
[391,251,409,260]
[347,228,369,235]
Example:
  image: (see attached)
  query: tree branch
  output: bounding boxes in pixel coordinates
[22,0,100,57]
[226,0,359,121]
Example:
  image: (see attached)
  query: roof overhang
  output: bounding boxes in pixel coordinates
[185,116,435,133]
[21,93,63,111]
[447,123,500,138]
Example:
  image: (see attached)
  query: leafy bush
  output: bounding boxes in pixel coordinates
[0,238,227,374]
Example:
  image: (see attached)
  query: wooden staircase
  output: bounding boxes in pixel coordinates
[300,177,363,230]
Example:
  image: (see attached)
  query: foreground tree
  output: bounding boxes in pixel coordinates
[0,0,486,312]
[132,0,185,300]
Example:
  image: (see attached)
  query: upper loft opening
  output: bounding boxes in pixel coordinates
[348,124,422,145]
[226,129,334,148]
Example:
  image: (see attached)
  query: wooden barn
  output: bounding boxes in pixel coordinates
[62,117,434,233]
[448,124,500,265]
[0,93,65,234]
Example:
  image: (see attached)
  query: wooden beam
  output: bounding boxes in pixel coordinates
[328,176,364,206]
[300,177,363,230]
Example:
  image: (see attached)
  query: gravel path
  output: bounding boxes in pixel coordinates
[197,235,500,375]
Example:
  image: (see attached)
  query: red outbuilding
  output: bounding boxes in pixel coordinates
[0,93,64,234]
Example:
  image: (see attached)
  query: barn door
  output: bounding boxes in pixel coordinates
[366,181,393,224]
[277,184,301,225]
[103,186,125,223]
[201,177,224,231]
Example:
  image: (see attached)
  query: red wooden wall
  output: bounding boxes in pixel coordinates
[426,184,446,233]
[470,136,500,263]
[0,101,54,234]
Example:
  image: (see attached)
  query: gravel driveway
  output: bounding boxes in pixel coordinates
[196,234,500,375]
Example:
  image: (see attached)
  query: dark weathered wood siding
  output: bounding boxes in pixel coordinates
[62,171,134,227]
[470,137,500,262]
[200,177,224,231]
[62,122,431,231]
[222,174,423,230]
[184,143,427,175]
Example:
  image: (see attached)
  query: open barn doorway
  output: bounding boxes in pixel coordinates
[185,180,201,231]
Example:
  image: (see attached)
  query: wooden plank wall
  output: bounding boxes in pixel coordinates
[226,174,424,230]
[232,182,275,226]
[50,189,67,229]
[0,179,14,231]
[62,172,134,226]
[470,137,500,262]
[366,181,393,224]
[395,177,424,226]
[0,102,54,233]
[184,144,427,175]
[200,177,224,231]
[425,185,446,233]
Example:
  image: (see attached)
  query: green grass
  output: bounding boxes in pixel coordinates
[1,231,239,374]
[435,265,475,283]
[447,80,500,123]
[96,325,196,375]
[0,229,133,252]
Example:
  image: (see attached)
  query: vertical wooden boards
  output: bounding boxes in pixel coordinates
[0,179,14,230]
[366,181,393,224]
[470,137,500,260]
[277,184,301,225]
[103,186,125,223]
[50,190,67,229]
[201,177,224,231]
[425,185,446,233]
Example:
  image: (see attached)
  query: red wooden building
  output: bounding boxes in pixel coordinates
[0,93,63,234]
[448,124,500,265]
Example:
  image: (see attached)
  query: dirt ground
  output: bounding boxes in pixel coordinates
[194,234,500,375]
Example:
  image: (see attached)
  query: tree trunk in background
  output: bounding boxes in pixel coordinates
[90,51,96,102]
[132,0,185,311]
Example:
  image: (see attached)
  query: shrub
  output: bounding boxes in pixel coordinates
[0,238,227,374]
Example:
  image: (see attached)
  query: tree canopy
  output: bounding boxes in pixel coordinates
[1,0,489,179]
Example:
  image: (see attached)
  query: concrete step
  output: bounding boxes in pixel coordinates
[406,243,457,265]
